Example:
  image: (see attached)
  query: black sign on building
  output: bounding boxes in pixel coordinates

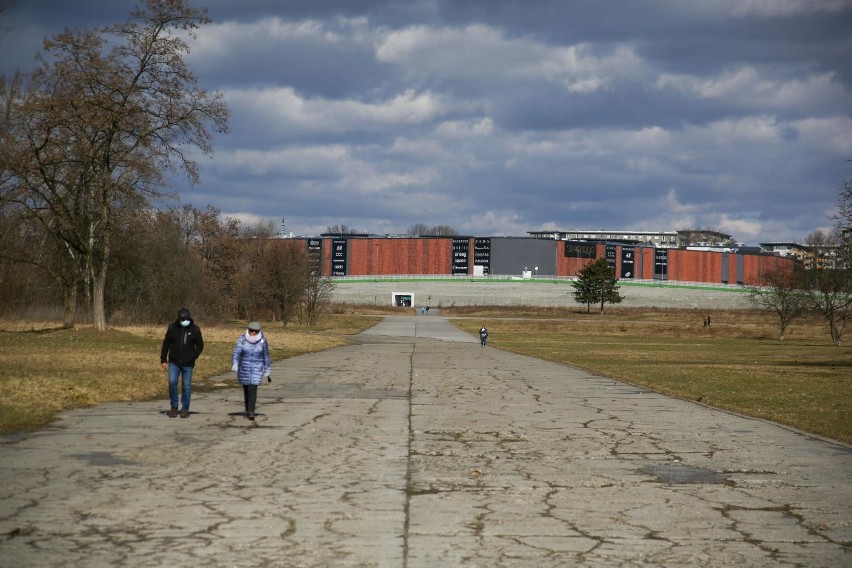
[565,242,597,258]
[473,238,491,274]
[452,237,470,275]
[654,248,668,280]
[307,238,323,276]
[620,247,635,279]
[331,238,347,276]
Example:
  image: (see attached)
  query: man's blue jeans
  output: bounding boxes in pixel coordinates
[168,363,194,411]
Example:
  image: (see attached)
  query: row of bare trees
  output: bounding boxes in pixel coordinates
[749,179,852,345]
[324,223,459,236]
[0,203,332,327]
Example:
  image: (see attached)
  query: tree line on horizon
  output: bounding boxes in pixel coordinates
[324,224,459,237]
[0,202,331,327]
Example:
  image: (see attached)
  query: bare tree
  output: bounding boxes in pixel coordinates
[298,275,334,325]
[805,230,851,345]
[406,223,430,236]
[231,222,313,325]
[2,72,85,324]
[106,208,183,323]
[747,263,811,340]
[0,208,74,321]
[836,165,852,233]
[167,204,242,317]
[407,223,459,236]
[0,0,229,330]
[263,238,310,326]
[325,224,362,235]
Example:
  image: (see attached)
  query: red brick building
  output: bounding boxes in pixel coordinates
[299,236,794,286]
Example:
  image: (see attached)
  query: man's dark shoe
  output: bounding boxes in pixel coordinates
[247,413,255,421]
[167,408,178,418]
[180,410,189,418]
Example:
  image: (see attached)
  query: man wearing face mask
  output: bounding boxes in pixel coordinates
[160,307,204,418]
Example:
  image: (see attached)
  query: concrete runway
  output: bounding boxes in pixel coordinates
[0,315,850,567]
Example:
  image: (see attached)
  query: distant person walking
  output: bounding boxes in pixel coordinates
[231,321,271,421]
[160,307,204,418]
[479,325,488,347]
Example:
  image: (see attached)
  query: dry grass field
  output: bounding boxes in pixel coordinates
[2,305,850,444]
[447,306,852,444]
[0,311,382,434]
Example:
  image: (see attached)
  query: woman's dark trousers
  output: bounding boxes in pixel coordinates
[243,384,258,416]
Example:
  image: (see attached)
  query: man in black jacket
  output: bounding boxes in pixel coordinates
[160,308,204,418]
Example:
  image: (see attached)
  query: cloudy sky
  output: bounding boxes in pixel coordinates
[2,0,851,243]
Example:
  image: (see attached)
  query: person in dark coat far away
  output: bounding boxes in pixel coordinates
[480,325,488,347]
[160,307,204,418]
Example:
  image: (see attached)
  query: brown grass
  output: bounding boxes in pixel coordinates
[3,306,850,444]
[447,307,852,444]
[0,312,381,434]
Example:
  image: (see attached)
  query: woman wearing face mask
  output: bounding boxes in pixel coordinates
[231,321,271,421]
[160,307,204,418]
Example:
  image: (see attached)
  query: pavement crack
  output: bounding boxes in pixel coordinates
[403,340,415,568]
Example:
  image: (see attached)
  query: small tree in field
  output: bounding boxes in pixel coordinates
[298,275,335,325]
[747,263,811,340]
[572,257,623,313]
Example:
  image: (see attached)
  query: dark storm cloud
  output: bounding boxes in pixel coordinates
[2,0,851,242]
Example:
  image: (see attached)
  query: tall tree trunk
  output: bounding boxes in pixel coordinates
[62,282,77,329]
[829,318,844,346]
[92,263,108,331]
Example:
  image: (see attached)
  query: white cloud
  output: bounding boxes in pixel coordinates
[193,16,371,56]
[727,0,849,17]
[793,116,852,155]
[224,86,448,131]
[435,117,494,138]
[215,145,349,176]
[702,115,786,143]
[718,215,763,238]
[220,211,275,227]
[664,189,702,215]
[376,24,644,92]
[458,209,527,236]
[655,67,847,113]
[342,165,439,194]
[672,0,849,18]
[388,137,453,161]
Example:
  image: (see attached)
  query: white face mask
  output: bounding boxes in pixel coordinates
[180,319,191,327]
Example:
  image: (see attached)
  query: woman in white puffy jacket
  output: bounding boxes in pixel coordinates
[231,321,271,420]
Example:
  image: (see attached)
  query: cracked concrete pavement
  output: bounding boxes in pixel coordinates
[1,314,850,567]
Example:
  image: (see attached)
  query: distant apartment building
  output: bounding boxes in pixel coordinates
[760,241,850,270]
[527,228,733,248]
[758,242,809,258]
